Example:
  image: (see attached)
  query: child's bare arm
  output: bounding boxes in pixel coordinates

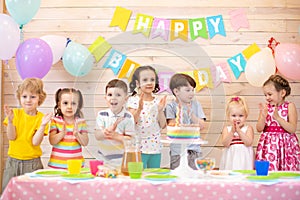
[221,126,234,147]
[32,113,53,146]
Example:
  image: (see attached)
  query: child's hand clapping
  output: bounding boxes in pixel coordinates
[259,103,268,119]
[41,113,53,126]
[158,95,167,112]
[4,105,14,123]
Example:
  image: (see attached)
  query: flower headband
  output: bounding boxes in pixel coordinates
[231,97,240,101]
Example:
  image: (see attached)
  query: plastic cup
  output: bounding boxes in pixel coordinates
[128,162,143,179]
[67,159,82,174]
[255,160,270,176]
[89,160,104,175]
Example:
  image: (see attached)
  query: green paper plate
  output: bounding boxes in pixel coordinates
[143,168,171,174]
[144,174,177,181]
[35,170,68,177]
[232,170,256,175]
[61,174,94,180]
[270,172,300,179]
[246,175,278,181]
[80,167,90,173]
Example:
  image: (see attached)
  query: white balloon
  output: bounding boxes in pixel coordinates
[0,14,20,60]
[40,35,67,64]
[245,47,276,87]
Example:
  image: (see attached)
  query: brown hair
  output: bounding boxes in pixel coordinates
[129,65,160,96]
[169,73,196,96]
[54,88,84,118]
[16,78,46,106]
[106,79,128,94]
[263,74,291,99]
[226,96,249,119]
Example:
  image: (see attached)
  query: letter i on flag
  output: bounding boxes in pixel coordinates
[110,7,132,31]
[103,49,126,75]
[118,59,140,80]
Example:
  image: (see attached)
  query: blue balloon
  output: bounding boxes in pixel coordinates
[62,41,95,77]
[5,0,41,26]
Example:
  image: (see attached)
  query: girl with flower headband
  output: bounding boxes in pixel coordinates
[48,88,89,169]
[219,96,254,170]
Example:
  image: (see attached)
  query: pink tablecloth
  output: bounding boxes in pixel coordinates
[1,175,300,200]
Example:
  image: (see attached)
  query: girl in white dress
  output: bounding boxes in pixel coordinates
[219,96,254,170]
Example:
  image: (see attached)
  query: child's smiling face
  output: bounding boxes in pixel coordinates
[136,69,156,94]
[105,87,127,114]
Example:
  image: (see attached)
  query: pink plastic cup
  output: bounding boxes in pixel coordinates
[89,160,104,175]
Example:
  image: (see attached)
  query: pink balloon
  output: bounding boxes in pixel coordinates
[275,43,300,81]
[16,38,53,79]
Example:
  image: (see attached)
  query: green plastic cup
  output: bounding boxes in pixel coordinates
[128,162,143,179]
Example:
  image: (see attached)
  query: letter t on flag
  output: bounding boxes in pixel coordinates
[110,7,132,31]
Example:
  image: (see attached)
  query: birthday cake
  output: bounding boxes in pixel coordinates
[167,125,200,140]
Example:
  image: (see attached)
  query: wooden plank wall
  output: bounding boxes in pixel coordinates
[1,0,300,176]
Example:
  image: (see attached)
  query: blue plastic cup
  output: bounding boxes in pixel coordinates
[255,160,270,176]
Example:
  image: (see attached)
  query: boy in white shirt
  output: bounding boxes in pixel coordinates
[95,79,135,168]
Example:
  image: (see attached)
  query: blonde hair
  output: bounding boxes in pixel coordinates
[225,96,249,118]
[16,78,47,106]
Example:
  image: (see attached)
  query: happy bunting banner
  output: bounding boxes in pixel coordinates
[110,7,226,42]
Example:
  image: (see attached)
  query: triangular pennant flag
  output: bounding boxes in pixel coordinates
[109,7,132,31]
[88,36,111,62]
[118,59,140,80]
[242,43,261,60]
[170,19,189,41]
[103,49,126,75]
[206,15,226,39]
[189,18,208,40]
[211,63,232,87]
[133,14,154,37]
[194,68,213,92]
[151,18,170,41]
[227,53,246,79]
[229,8,249,32]
[158,72,174,94]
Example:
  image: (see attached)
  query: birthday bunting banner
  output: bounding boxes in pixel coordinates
[88,7,261,93]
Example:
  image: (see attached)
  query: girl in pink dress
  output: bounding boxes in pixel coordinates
[256,75,300,171]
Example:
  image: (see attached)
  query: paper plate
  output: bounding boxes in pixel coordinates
[143,168,171,174]
[270,172,300,179]
[61,174,94,180]
[246,175,278,181]
[144,174,177,181]
[35,170,68,177]
[232,170,256,175]
[80,167,90,174]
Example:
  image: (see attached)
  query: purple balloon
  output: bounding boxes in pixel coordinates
[16,38,53,79]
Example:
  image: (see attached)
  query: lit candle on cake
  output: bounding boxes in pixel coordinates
[175,104,182,126]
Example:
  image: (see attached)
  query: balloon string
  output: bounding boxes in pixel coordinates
[4,60,16,90]
[20,26,24,43]
[268,37,280,55]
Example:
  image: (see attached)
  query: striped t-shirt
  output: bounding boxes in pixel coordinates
[48,116,87,169]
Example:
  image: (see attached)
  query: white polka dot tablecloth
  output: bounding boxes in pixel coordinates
[1,175,300,200]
